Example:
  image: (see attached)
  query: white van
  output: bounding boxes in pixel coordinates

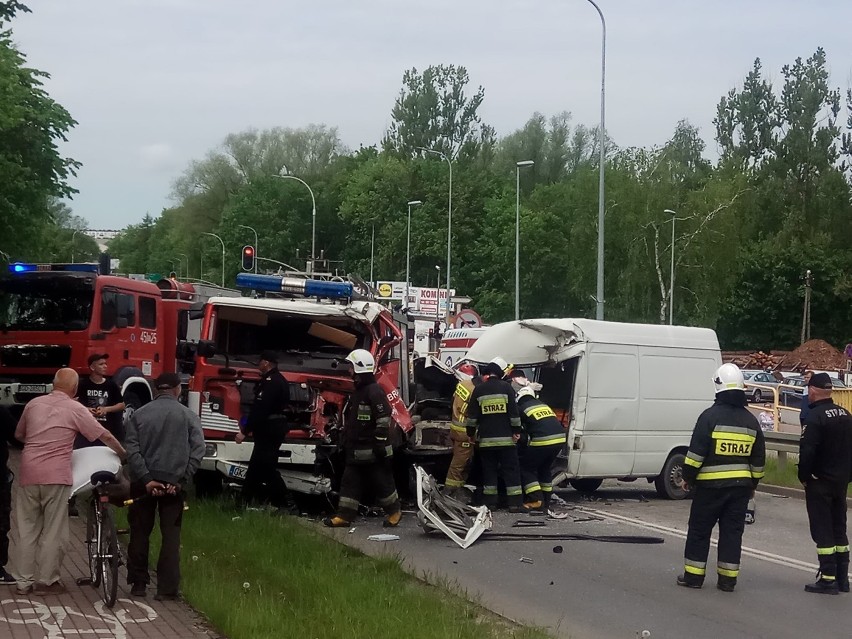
[465,318,722,499]
[438,327,487,368]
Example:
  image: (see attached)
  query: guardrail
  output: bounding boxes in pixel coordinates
[764,431,799,471]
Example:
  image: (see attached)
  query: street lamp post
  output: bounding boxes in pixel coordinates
[582,0,607,320]
[434,265,442,324]
[663,209,677,325]
[515,160,535,320]
[417,147,452,322]
[238,225,259,274]
[202,232,226,288]
[167,259,178,277]
[178,253,188,280]
[406,200,423,310]
[370,222,375,284]
[71,230,80,263]
[273,174,316,274]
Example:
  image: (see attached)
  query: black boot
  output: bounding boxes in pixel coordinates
[804,572,840,595]
[837,554,849,593]
[717,575,736,592]
[676,574,703,589]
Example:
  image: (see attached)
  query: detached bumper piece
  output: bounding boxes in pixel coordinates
[414,465,492,549]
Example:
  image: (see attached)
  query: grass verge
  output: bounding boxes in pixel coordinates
[172,500,552,639]
[761,452,852,495]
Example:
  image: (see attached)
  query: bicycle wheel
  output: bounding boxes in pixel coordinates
[86,497,102,588]
[99,507,119,608]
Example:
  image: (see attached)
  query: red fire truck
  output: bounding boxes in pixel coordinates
[184,273,449,497]
[0,261,225,418]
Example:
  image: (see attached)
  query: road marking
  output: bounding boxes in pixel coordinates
[0,597,157,639]
[578,507,817,574]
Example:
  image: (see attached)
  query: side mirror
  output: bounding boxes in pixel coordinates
[196,339,217,358]
[176,340,198,361]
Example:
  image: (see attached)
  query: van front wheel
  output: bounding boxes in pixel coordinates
[655,452,688,500]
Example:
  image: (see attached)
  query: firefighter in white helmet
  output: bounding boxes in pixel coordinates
[676,363,766,592]
[323,349,402,528]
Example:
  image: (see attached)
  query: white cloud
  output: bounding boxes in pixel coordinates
[138,143,179,173]
[9,0,852,228]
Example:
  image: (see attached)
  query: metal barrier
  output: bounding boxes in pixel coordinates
[764,431,799,472]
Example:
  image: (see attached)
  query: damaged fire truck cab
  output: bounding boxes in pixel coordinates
[190,275,421,496]
[464,318,722,499]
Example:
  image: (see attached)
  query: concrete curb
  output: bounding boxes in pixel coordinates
[758,482,852,507]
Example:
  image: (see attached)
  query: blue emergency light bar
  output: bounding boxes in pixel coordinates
[236,273,353,299]
[8,263,99,274]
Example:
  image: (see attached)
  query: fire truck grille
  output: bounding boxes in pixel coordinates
[0,345,72,369]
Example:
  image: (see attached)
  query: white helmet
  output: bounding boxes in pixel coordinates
[489,356,513,377]
[516,386,537,401]
[345,349,376,374]
[713,363,745,393]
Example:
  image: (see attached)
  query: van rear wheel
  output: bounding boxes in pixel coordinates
[569,478,603,494]
[655,451,688,500]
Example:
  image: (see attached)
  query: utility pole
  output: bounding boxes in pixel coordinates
[800,269,812,345]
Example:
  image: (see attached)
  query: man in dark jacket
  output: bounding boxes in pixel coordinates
[0,407,19,584]
[466,362,524,512]
[516,386,566,512]
[236,351,293,510]
[799,372,852,595]
[324,349,401,528]
[124,373,204,600]
[677,363,766,592]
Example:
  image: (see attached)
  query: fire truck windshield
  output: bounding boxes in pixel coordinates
[0,276,95,331]
[210,310,370,373]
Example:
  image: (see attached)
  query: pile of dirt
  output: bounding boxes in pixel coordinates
[776,339,847,371]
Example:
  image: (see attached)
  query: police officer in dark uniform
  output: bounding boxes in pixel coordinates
[0,407,20,583]
[799,372,852,595]
[516,386,566,512]
[677,363,766,592]
[466,361,524,512]
[236,350,293,511]
[324,349,401,528]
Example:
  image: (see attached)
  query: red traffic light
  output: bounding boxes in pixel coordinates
[241,245,255,271]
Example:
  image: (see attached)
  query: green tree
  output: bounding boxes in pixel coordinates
[382,65,494,161]
[0,2,80,259]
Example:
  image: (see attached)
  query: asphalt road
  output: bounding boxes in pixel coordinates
[322,481,849,639]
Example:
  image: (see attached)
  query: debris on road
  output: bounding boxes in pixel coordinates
[414,466,492,549]
[519,557,534,564]
[552,546,563,554]
[368,534,400,542]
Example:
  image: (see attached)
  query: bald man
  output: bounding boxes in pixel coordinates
[9,368,125,596]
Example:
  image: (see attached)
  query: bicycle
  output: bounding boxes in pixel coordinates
[77,470,123,608]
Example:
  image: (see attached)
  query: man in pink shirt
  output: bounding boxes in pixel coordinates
[9,368,125,596]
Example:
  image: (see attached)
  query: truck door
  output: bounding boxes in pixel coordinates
[99,288,143,373]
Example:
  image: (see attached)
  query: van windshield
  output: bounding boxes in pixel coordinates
[0,275,95,331]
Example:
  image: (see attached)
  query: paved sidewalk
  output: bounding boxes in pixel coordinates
[2,450,222,639]
[1,513,221,639]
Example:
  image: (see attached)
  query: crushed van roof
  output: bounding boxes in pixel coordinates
[465,318,720,366]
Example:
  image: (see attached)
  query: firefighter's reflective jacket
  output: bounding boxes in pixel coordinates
[517,395,566,447]
[343,382,392,464]
[451,377,481,435]
[465,376,521,447]
[682,395,766,488]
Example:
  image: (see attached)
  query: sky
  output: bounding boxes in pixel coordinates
[9,0,852,229]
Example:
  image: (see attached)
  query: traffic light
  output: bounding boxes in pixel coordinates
[241,245,255,271]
